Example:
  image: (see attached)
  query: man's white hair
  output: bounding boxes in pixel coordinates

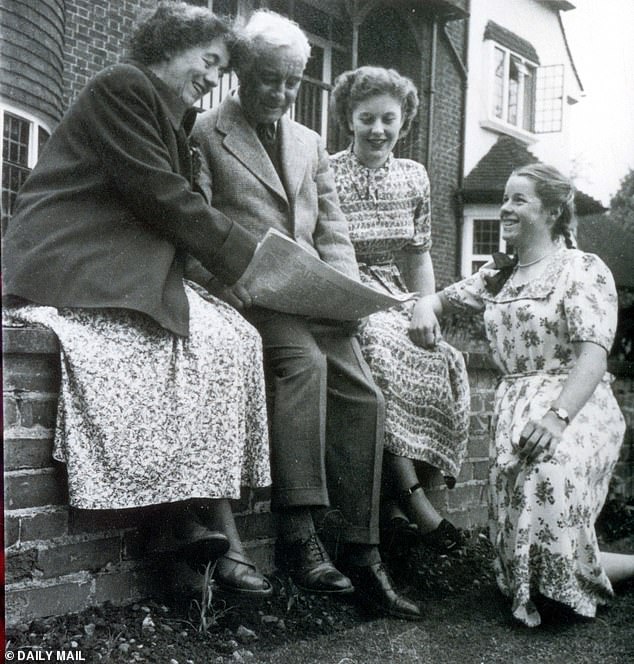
[243,9,311,63]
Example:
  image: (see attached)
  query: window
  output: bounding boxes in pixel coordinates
[491,46,537,133]
[1,107,50,231]
[534,64,564,133]
[483,22,565,138]
[461,208,508,277]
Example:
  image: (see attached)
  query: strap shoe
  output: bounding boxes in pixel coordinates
[215,550,273,597]
[173,516,230,573]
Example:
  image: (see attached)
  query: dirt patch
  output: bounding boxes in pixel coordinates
[5,525,634,663]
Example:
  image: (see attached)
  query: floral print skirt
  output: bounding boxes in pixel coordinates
[358,294,470,481]
[490,372,625,626]
[4,282,271,510]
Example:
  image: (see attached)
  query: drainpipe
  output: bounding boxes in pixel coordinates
[439,11,470,277]
[426,16,438,169]
[457,12,470,277]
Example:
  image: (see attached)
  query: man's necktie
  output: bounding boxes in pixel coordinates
[256,123,281,176]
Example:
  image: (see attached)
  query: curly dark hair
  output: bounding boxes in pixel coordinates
[330,66,419,139]
[512,163,577,248]
[127,1,234,66]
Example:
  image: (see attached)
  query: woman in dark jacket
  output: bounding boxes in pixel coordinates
[3,2,272,596]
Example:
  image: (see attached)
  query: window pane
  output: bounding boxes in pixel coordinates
[2,113,32,227]
[473,219,500,255]
[535,64,564,133]
[507,56,521,126]
[4,113,30,166]
[493,47,505,119]
[2,162,30,221]
[295,78,324,134]
[471,260,488,274]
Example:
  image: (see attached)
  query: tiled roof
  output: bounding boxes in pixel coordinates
[483,21,539,63]
[463,135,605,215]
[463,136,537,198]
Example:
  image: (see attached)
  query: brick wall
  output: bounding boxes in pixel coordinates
[2,326,275,626]
[62,0,154,107]
[2,324,489,625]
[5,325,632,624]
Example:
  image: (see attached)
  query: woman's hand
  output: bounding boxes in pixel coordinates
[409,297,442,348]
[516,411,567,463]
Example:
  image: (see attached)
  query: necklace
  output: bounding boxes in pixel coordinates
[517,251,556,268]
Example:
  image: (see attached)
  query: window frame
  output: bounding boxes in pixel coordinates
[481,41,539,143]
[1,104,51,223]
[461,204,508,277]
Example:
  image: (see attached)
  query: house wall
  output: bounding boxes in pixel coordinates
[62,0,155,107]
[358,7,468,286]
[464,0,581,177]
[0,0,66,129]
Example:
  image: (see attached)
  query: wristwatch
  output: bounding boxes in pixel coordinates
[548,406,570,425]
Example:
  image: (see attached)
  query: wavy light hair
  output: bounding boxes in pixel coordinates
[232,9,311,76]
[330,66,419,139]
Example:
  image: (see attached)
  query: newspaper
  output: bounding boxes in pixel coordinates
[235,228,414,320]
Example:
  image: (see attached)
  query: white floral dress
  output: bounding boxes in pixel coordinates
[4,282,271,510]
[443,247,625,626]
[330,148,469,480]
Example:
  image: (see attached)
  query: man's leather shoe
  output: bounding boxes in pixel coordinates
[173,517,230,573]
[345,562,422,621]
[281,533,354,594]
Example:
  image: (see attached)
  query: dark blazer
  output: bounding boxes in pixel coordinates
[2,63,256,336]
[191,93,359,282]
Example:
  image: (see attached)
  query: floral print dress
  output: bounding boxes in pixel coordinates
[330,148,470,481]
[443,247,625,626]
[4,282,271,510]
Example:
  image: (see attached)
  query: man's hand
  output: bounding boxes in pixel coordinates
[220,284,253,309]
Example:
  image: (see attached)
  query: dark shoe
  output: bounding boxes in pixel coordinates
[173,517,230,573]
[420,519,465,554]
[380,516,420,557]
[345,562,422,621]
[214,550,273,597]
[281,533,354,594]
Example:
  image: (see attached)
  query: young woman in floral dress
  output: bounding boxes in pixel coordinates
[415,162,634,625]
[329,67,470,554]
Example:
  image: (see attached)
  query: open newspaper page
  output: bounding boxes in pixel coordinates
[236,229,414,320]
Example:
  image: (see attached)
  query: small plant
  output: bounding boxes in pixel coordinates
[188,561,232,634]
[189,561,217,633]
